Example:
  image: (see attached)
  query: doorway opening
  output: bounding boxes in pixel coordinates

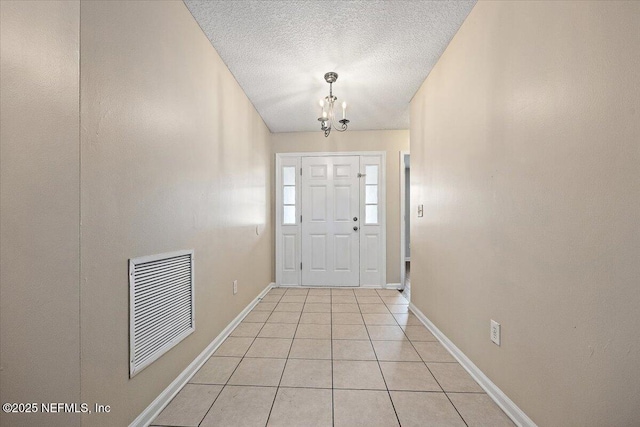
[400,152,410,300]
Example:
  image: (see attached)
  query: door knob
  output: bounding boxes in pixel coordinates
[353,226,359,231]
[353,217,358,221]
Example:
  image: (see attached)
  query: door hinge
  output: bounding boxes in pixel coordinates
[300,167,302,176]
[300,262,302,270]
[300,215,302,222]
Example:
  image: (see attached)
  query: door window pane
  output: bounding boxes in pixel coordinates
[283,166,296,186]
[365,165,378,185]
[365,185,378,204]
[283,186,295,205]
[365,205,378,224]
[283,205,296,225]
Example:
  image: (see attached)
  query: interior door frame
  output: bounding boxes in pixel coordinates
[275,151,386,287]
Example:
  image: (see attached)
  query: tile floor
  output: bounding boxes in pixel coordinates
[152,287,514,427]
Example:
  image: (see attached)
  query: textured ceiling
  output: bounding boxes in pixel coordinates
[184,1,476,133]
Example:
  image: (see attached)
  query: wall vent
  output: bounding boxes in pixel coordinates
[129,249,195,377]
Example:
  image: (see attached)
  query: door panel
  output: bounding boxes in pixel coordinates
[310,235,327,271]
[334,235,352,271]
[283,234,297,271]
[334,164,351,178]
[310,165,327,178]
[364,234,379,272]
[334,186,351,221]
[311,186,327,221]
[302,156,359,286]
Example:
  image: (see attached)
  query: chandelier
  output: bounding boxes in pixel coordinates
[317,72,349,137]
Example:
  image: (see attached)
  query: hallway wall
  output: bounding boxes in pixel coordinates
[0,2,81,426]
[79,2,273,425]
[2,1,273,426]
[410,1,640,426]
[272,130,409,284]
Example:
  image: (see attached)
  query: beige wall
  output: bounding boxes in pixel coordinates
[0,2,81,426]
[410,1,640,426]
[80,2,272,425]
[272,130,409,284]
[1,1,273,426]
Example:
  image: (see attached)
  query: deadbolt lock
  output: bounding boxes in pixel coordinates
[353,217,358,221]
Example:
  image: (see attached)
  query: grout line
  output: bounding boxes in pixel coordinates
[330,287,335,427]
[184,382,484,394]
[196,293,279,426]
[399,306,470,427]
[376,288,470,426]
[358,291,402,427]
[263,288,307,426]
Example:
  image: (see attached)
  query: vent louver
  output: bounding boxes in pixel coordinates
[129,250,195,377]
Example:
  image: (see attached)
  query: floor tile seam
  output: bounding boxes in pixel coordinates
[263,291,307,426]
[198,384,232,427]
[442,385,470,426]
[196,316,270,427]
[401,318,469,427]
[227,383,332,390]
[330,288,335,427]
[356,295,402,427]
[445,391,489,395]
[334,387,464,393]
[401,321,447,393]
[222,302,274,421]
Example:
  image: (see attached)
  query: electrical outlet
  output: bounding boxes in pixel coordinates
[490,320,501,346]
[417,204,424,217]
[233,280,238,295]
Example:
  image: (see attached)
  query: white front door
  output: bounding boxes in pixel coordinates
[301,156,360,286]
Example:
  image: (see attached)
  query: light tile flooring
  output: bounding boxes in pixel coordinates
[152,287,514,427]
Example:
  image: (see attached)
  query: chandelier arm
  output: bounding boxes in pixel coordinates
[336,119,349,132]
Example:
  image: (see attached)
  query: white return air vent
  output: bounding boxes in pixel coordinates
[129,249,195,377]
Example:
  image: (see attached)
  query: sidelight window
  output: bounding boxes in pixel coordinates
[365,164,379,224]
[283,166,296,224]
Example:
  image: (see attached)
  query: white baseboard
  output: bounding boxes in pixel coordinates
[130,282,275,427]
[278,284,388,289]
[409,303,537,427]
